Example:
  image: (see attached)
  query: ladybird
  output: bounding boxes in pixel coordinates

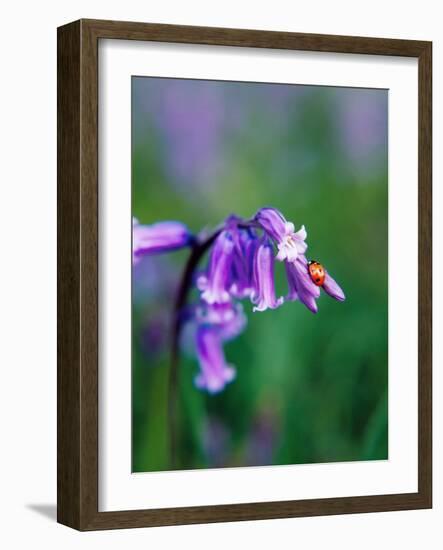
[308,260,326,287]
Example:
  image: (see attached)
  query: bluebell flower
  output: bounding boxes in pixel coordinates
[285,256,346,313]
[192,299,247,394]
[132,217,192,265]
[194,325,236,394]
[285,256,321,313]
[196,301,247,341]
[254,207,307,262]
[197,230,235,304]
[134,207,345,394]
[251,238,284,312]
[229,228,258,299]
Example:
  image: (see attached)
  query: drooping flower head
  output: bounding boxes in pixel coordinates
[132,217,192,265]
[254,207,307,262]
[133,207,346,394]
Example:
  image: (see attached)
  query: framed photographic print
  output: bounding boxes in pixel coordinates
[57,19,432,530]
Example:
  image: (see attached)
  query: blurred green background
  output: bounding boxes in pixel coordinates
[132,77,388,472]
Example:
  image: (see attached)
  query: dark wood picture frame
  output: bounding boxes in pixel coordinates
[57,18,432,531]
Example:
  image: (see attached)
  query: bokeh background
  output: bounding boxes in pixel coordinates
[132,77,388,472]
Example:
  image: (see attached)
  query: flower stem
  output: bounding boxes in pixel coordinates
[168,228,221,469]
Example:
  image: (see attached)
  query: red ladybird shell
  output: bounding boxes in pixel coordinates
[308,261,326,287]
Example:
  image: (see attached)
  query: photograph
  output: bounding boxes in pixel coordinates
[131,76,388,473]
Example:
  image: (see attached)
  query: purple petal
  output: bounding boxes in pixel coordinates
[229,229,259,299]
[255,208,307,263]
[297,290,318,314]
[200,231,235,304]
[323,272,346,301]
[285,257,320,314]
[217,303,247,341]
[251,239,284,312]
[284,262,299,302]
[194,326,236,394]
[254,207,288,242]
[195,301,247,342]
[132,218,192,264]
